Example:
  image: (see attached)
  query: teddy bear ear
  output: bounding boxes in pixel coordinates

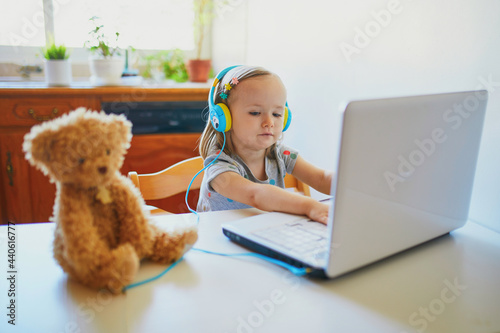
[108,114,132,147]
[23,128,56,166]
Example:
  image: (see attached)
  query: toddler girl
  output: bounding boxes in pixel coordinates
[197,65,333,224]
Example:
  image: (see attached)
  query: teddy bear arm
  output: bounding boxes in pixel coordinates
[56,191,121,261]
[110,176,156,257]
[57,201,140,292]
[57,194,110,260]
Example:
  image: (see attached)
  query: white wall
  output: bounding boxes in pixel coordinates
[213,0,500,232]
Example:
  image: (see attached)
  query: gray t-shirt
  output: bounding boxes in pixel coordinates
[197,144,299,212]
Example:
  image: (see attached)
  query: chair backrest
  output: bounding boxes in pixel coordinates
[128,156,311,203]
[284,173,311,197]
[128,156,204,201]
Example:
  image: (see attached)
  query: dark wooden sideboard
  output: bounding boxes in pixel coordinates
[0,85,210,223]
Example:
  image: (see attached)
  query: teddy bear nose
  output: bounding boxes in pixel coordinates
[98,166,107,174]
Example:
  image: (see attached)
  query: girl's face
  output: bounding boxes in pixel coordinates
[228,74,287,155]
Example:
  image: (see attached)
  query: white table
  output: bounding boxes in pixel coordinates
[1,209,499,333]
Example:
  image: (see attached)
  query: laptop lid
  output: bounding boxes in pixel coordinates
[326,90,488,277]
[222,90,488,278]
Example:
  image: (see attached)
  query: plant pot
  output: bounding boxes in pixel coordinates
[89,57,125,86]
[186,59,211,83]
[44,59,72,86]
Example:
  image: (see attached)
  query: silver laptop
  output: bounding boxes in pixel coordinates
[222,90,488,278]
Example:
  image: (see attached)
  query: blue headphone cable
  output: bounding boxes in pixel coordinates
[123,114,306,292]
[122,133,228,292]
[184,131,227,219]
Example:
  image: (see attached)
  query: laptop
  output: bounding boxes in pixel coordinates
[222,90,488,278]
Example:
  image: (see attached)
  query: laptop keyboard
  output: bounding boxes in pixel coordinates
[252,221,329,257]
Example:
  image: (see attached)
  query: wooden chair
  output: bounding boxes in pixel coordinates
[128,156,310,214]
[128,156,204,215]
[284,173,311,197]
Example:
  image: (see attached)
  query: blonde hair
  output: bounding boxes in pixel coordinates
[199,65,278,159]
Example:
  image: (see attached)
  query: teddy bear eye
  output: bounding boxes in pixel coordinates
[106,149,111,156]
[78,158,85,165]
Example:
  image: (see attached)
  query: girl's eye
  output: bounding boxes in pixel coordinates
[273,113,283,117]
[249,112,260,116]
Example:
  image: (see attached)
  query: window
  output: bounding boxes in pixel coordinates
[0,0,195,61]
[0,0,46,48]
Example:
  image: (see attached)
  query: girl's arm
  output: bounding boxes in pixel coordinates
[291,155,334,195]
[211,172,330,224]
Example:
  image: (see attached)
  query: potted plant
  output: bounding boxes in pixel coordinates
[85,16,124,86]
[142,49,188,83]
[186,0,213,82]
[41,40,71,86]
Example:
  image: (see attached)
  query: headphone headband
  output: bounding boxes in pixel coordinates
[207,65,291,132]
[208,65,240,110]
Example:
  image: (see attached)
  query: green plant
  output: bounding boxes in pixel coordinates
[193,0,215,60]
[192,0,235,59]
[41,41,69,60]
[142,49,188,82]
[85,16,121,58]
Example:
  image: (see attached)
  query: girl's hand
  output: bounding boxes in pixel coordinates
[212,173,331,223]
[306,201,330,225]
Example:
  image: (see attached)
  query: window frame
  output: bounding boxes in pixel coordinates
[0,0,201,64]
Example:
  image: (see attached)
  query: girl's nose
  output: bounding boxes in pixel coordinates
[262,114,273,128]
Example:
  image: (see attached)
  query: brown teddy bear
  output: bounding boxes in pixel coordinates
[23,108,198,293]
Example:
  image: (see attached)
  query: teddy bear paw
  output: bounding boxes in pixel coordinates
[149,227,198,264]
[106,244,140,293]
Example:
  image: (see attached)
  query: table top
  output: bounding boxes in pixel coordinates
[1,209,499,333]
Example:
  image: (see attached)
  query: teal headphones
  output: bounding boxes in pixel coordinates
[208,65,292,132]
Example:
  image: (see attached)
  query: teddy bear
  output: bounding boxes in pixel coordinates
[23,108,198,293]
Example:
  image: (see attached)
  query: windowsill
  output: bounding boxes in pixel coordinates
[0,76,212,89]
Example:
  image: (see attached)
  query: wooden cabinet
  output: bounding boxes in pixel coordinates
[123,133,202,213]
[0,86,209,223]
[0,131,34,222]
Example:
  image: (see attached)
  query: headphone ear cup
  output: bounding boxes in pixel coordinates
[210,103,232,132]
[283,106,292,132]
